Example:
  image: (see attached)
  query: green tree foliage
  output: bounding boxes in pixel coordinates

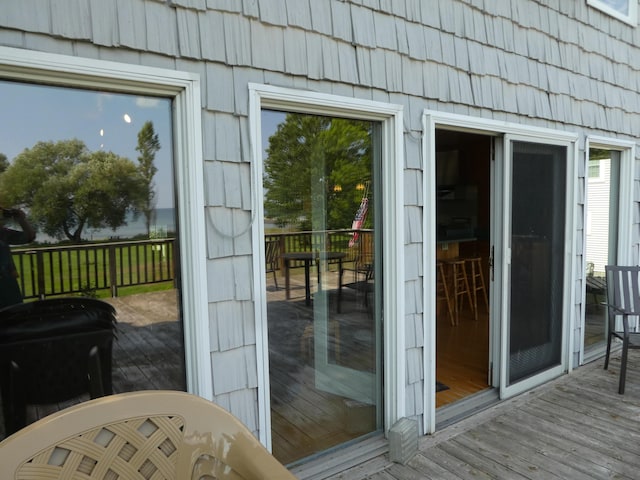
[0,139,144,242]
[0,153,8,174]
[263,114,372,231]
[135,121,160,236]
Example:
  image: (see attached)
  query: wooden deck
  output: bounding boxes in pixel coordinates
[326,350,640,480]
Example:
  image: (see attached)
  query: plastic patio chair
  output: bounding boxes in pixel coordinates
[0,390,297,479]
[0,298,117,435]
[603,265,640,394]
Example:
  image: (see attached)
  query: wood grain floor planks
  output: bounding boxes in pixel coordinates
[328,352,640,480]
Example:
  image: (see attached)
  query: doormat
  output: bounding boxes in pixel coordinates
[436,381,449,392]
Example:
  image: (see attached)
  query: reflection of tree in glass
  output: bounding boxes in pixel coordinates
[136,121,160,236]
[0,153,8,174]
[263,113,372,231]
[0,139,144,243]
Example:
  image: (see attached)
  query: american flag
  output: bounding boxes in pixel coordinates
[348,197,369,247]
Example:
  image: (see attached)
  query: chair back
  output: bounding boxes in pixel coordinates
[265,239,280,270]
[0,298,117,435]
[605,265,640,317]
[0,390,297,479]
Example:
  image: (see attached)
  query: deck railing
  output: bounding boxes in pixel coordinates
[264,228,373,271]
[12,238,176,299]
[10,229,372,299]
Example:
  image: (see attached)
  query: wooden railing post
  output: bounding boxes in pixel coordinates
[108,244,118,297]
[36,249,46,300]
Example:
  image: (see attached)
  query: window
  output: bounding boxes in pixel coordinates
[588,159,602,180]
[587,0,638,26]
[250,84,404,460]
[0,46,211,438]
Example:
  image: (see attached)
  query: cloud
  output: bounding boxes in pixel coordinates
[136,97,161,108]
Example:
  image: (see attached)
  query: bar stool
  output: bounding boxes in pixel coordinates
[466,257,489,321]
[436,261,455,325]
[451,259,473,324]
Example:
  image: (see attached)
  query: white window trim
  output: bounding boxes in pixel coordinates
[587,0,638,26]
[249,83,405,449]
[422,110,579,434]
[0,46,212,399]
[580,136,636,365]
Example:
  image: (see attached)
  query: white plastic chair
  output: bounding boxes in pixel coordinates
[0,390,297,479]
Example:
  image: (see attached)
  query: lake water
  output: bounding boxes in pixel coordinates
[36,207,176,243]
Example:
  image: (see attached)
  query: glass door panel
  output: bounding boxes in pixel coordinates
[0,79,186,440]
[584,149,620,351]
[505,140,567,387]
[262,110,382,466]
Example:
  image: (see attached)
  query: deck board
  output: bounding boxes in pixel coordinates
[328,352,640,480]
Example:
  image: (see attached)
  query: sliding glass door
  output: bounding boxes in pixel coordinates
[261,110,382,465]
[500,138,569,397]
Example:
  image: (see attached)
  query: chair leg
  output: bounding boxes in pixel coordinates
[604,331,612,370]
[88,346,105,399]
[619,338,629,394]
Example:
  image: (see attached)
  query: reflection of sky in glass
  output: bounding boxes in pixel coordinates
[261,109,285,159]
[596,0,629,14]
[0,80,174,208]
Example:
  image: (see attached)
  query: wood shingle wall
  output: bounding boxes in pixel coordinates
[1,0,639,437]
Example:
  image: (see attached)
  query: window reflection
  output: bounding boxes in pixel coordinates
[262,110,382,465]
[584,149,620,350]
[0,80,185,439]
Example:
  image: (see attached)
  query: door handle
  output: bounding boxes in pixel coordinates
[489,245,495,281]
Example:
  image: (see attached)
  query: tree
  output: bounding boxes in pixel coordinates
[0,139,144,242]
[135,121,160,236]
[263,114,372,231]
[0,153,8,174]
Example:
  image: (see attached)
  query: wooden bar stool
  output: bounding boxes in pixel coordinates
[466,257,489,321]
[436,261,455,325]
[451,259,473,325]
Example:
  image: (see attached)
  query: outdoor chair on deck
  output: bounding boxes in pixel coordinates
[265,238,280,289]
[338,236,374,312]
[0,298,117,435]
[604,265,640,394]
[0,390,297,479]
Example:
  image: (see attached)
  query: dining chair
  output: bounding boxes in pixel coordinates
[0,390,297,479]
[603,265,640,394]
[265,238,281,288]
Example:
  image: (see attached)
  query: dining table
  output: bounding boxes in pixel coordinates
[282,251,346,306]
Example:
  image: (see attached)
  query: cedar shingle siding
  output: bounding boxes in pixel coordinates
[1,0,638,442]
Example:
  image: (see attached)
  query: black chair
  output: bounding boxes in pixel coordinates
[0,298,117,435]
[604,265,640,394]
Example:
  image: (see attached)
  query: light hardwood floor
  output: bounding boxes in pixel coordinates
[436,306,490,408]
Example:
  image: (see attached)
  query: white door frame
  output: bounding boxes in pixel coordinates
[0,46,212,399]
[422,110,578,433]
[580,136,635,364]
[250,84,405,449]
[499,134,576,399]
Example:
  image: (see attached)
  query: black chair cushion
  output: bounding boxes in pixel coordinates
[0,298,116,343]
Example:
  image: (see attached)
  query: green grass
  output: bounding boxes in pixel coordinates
[13,241,175,300]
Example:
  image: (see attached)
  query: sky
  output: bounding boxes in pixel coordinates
[0,80,175,208]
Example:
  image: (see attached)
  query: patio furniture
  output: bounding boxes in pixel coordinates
[0,390,297,479]
[283,251,345,306]
[265,238,280,288]
[603,265,640,394]
[0,298,117,435]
